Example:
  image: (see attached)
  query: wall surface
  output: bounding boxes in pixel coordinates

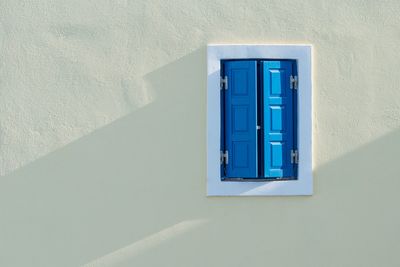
[0,0,400,266]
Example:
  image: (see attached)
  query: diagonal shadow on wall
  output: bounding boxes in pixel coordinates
[0,46,400,267]
[0,47,208,267]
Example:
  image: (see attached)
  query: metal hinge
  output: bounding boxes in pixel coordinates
[220,150,229,165]
[290,75,298,90]
[291,149,299,164]
[220,76,228,90]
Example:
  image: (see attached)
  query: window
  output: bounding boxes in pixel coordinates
[207,44,312,196]
[220,60,297,180]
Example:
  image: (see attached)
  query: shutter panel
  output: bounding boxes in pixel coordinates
[262,61,295,178]
[223,61,258,178]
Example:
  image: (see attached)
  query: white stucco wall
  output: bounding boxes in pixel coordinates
[0,1,400,266]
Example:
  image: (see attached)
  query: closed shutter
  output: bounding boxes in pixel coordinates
[222,60,258,178]
[262,61,296,178]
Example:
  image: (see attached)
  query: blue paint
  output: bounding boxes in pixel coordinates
[222,60,258,178]
[221,60,297,179]
[262,61,295,178]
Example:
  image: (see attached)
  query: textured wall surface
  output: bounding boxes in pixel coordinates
[1,0,400,266]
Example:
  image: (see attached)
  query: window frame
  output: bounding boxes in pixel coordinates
[207,44,313,196]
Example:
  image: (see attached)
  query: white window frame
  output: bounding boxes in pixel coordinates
[207,44,313,196]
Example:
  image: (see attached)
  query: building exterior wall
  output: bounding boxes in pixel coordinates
[0,1,399,266]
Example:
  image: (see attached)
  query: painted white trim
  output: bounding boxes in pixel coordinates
[207,44,313,196]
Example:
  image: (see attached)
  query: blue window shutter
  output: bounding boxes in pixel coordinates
[223,60,258,178]
[262,61,295,178]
